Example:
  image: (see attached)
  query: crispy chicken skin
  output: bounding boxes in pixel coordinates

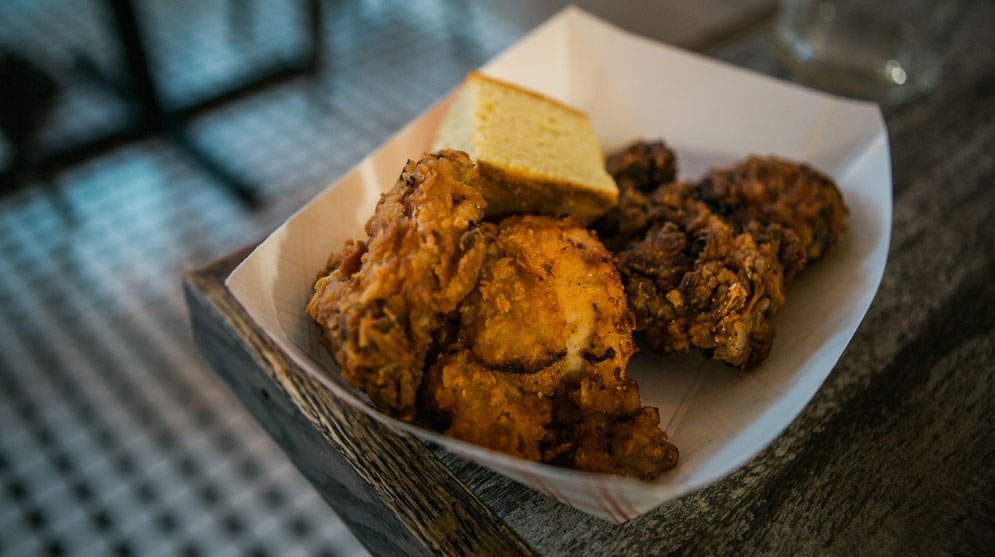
[423,216,678,479]
[597,141,845,370]
[597,141,678,251]
[696,156,848,265]
[606,139,678,194]
[309,151,679,478]
[306,150,487,420]
[614,182,793,369]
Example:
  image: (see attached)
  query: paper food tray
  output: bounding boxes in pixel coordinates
[226,6,891,523]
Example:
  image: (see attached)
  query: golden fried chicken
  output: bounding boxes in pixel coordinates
[308,151,679,478]
[423,215,678,479]
[597,141,846,370]
[306,151,487,420]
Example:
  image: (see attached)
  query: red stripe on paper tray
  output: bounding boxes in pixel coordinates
[596,481,629,523]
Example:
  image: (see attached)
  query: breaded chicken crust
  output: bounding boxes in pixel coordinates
[696,155,848,266]
[306,151,487,419]
[309,152,679,478]
[423,216,678,479]
[597,141,846,370]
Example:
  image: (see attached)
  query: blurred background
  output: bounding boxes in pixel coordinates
[0,0,978,555]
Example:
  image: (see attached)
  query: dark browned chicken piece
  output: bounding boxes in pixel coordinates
[597,140,679,252]
[423,216,678,479]
[306,150,487,420]
[695,156,848,268]
[606,140,678,193]
[614,182,793,369]
[597,141,845,370]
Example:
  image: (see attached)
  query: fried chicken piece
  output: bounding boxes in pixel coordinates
[306,151,487,420]
[423,216,678,479]
[606,140,678,193]
[696,156,847,269]
[616,182,791,369]
[597,140,679,251]
[597,142,846,370]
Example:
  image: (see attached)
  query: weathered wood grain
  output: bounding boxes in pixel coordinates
[184,2,995,554]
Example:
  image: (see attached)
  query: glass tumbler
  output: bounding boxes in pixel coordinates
[774,0,964,105]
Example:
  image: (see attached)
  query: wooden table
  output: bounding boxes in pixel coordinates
[184,4,995,554]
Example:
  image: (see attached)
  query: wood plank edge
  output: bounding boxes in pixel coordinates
[183,266,536,556]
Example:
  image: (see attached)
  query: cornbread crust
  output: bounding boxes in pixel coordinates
[433,72,619,223]
[477,159,618,223]
[462,71,588,117]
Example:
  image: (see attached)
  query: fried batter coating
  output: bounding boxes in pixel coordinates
[597,140,678,252]
[423,216,678,479]
[597,142,845,370]
[606,140,678,193]
[306,151,487,420]
[616,182,791,369]
[696,156,848,265]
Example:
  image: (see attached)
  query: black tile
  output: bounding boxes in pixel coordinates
[288,515,312,538]
[177,455,199,479]
[157,510,179,533]
[7,480,27,501]
[214,431,238,454]
[222,513,244,536]
[198,484,221,507]
[113,540,133,557]
[51,451,72,474]
[262,486,286,510]
[35,425,55,448]
[72,480,94,502]
[238,457,261,481]
[135,481,158,504]
[94,509,113,532]
[116,453,136,475]
[44,540,65,556]
[193,405,216,427]
[27,508,47,528]
[94,427,117,450]
[155,430,178,452]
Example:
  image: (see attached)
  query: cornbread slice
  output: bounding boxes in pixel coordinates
[431,72,618,222]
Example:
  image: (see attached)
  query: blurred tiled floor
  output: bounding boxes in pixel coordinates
[0,1,521,555]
